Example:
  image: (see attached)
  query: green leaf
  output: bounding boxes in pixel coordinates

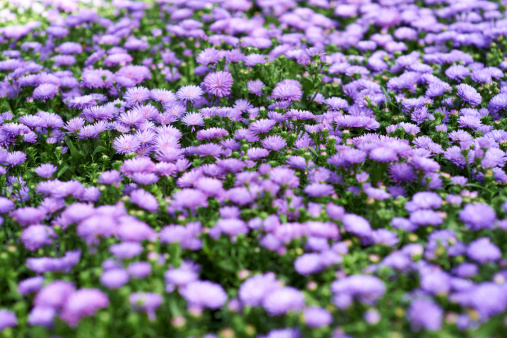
[92,146,106,157]
[57,165,69,178]
[64,136,84,160]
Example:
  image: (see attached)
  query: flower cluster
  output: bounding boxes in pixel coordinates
[0,0,506,337]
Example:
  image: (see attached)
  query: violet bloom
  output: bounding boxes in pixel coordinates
[271,79,302,101]
[341,214,372,237]
[100,269,130,289]
[33,84,59,101]
[34,280,75,309]
[294,253,322,276]
[179,280,227,309]
[0,310,17,332]
[466,238,501,264]
[34,163,57,178]
[262,286,305,316]
[130,189,159,213]
[60,289,109,327]
[129,292,163,321]
[406,299,442,331]
[261,135,287,151]
[303,306,332,328]
[109,242,143,260]
[331,275,385,308]
[98,170,123,184]
[18,276,45,296]
[21,224,56,251]
[176,85,203,103]
[10,207,46,226]
[128,262,152,279]
[459,203,496,230]
[247,80,265,96]
[202,71,233,98]
[238,273,280,307]
[456,84,481,106]
[0,197,15,214]
[27,307,55,327]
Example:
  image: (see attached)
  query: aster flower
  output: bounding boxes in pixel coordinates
[304,307,332,328]
[60,289,109,327]
[196,48,221,68]
[124,86,151,107]
[272,79,302,101]
[130,189,159,213]
[179,280,227,309]
[261,135,286,151]
[176,85,203,103]
[100,269,129,289]
[33,84,59,101]
[34,163,57,178]
[406,299,442,331]
[130,292,163,321]
[456,84,481,106]
[202,71,233,98]
[459,203,496,230]
[247,80,265,96]
[113,134,141,154]
[0,310,17,332]
[262,287,305,316]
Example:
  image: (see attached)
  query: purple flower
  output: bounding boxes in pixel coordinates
[109,242,143,260]
[6,151,26,166]
[0,310,17,332]
[271,79,302,101]
[128,262,152,279]
[467,238,501,263]
[179,280,227,309]
[176,85,203,103]
[34,280,75,309]
[18,276,44,296]
[98,170,123,184]
[10,207,46,226]
[294,253,322,276]
[406,299,442,331]
[130,189,159,213]
[113,135,140,154]
[468,283,507,319]
[409,210,443,226]
[456,84,481,106]
[247,80,265,96]
[33,84,59,101]
[239,273,279,307]
[27,307,55,327]
[331,275,385,308]
[60,289,109,327]
[303,306,332,328]
[249,119,276,134]
[342,214,372,237]
[0,197,15,214]
[196,48,221,67]
[202,71,233,98]
[262,286,305,316]
[369,147,398,162]
[100,269,130,289]
[130,292,163,321]
[34,163,57,178]
[259,328,300,338]
[21,224,56,251]
[459,203,496,230]
[261,135,287,151]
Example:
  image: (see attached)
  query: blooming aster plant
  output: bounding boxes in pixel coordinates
[0,0,507,337]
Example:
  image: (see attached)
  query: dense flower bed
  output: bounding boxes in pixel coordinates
[0,0,507,337]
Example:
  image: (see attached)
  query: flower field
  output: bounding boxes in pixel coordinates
[1,0,507,336]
